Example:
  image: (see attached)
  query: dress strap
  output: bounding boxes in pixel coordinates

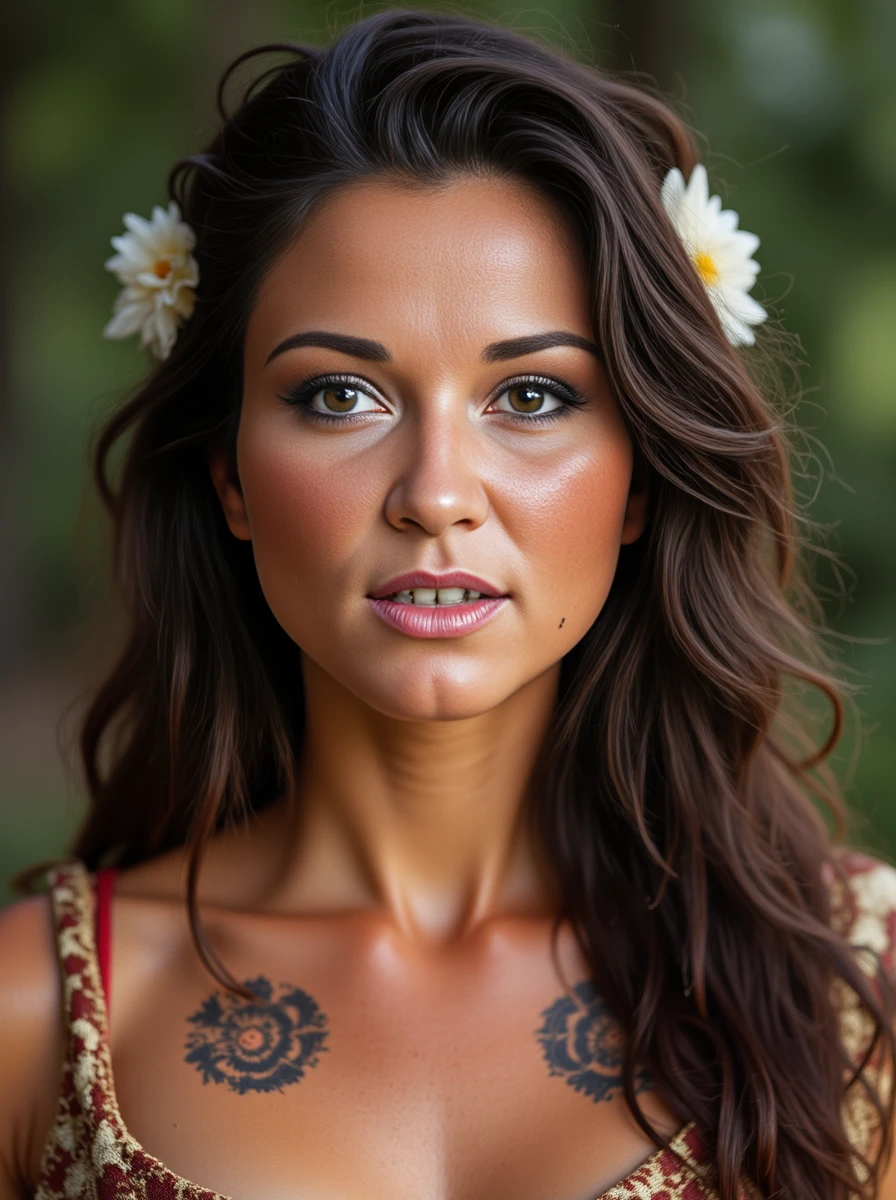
[37,861,144,1194]
[44,859,118,1119]
[94,866,118,1020]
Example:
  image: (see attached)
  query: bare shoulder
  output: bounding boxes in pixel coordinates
[0,891,67,1199]
[113,801,293,909]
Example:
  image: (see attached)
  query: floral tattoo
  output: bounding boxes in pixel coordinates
[535,979,653,1103]
[185,975,329,1094]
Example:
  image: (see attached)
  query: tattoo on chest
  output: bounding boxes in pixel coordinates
[184,975,330,1094]
[535,979,653,1103]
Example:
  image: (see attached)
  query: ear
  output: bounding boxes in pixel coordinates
[620,445,650,546]
[209,445,252,541]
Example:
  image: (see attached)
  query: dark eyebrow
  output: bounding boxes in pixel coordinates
[265,330,392,367]
[481,331,601,362]
[264,327,601,368]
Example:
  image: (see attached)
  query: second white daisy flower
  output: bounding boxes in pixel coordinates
[661,164,768,347]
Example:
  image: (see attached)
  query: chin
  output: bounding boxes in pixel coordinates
[344,660,524,723]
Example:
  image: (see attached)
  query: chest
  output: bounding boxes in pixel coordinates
[54,900,689,1200]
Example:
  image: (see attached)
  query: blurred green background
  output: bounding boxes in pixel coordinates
[2,0,894,902]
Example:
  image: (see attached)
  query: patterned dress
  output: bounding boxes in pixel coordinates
[31,851,896,1200]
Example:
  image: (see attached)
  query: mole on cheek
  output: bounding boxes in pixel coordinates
[559,617,566,629]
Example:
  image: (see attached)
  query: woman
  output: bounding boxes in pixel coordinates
[1,9,894,1199]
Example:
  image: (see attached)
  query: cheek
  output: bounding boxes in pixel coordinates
[233,404,635,713]
[235,421,378,623]
[499,436,634,627]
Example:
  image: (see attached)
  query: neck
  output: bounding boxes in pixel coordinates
[267,655,562,942]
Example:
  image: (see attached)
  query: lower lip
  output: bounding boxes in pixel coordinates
[367,597,509,638]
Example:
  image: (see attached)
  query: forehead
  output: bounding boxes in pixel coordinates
[244,175,592,370]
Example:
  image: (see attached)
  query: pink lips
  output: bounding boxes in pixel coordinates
[366,570,509,639]
[368,570,503,600]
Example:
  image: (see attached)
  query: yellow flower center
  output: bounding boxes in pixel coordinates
[693,252,718,285]
[153,259,172,279]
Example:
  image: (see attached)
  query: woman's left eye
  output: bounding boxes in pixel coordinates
[489,381,575,419]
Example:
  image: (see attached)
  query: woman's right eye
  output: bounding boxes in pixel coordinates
[309,383,382,415]
[280,376,387,420]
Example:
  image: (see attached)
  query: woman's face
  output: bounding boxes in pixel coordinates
[213,175,648,721]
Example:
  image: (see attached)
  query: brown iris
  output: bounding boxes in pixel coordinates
[507,384,546,413]
[321,386,360,412]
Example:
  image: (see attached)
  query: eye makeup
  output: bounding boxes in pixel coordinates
[278,371,589,427]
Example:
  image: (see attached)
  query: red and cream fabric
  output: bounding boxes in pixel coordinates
[32,851,896,1200]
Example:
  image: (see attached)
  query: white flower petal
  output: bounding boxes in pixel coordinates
[104,253,138,278]
[686,163,711,215]
[715,208,740,235]
[708,295,754,345]
[135,270,171,290]
[182,257,200,287]
[109,233,144,256]
[116,283,151,306]
[725,316,756,347]
[121,213,160,250]
[107,237,153,267]
[719,262,761,292]
[661,163,767,347]
[716,286,768,325]
[141,298,182,359]
[122,211,152,236]
[660,168,686,223]
[729,229,760,259]
[174,288,197,320]
[103,299,150,340]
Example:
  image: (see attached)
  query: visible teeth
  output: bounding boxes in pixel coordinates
[389,587,488,605]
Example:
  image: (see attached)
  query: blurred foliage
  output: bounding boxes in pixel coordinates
[2,0,894,901]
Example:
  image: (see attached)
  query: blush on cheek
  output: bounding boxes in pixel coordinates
[236,430,380,639]
[523,448,634,648]
[519,448,632,578]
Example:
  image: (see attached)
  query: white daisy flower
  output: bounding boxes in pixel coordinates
[102,200,199,360]
[660,164,768,347]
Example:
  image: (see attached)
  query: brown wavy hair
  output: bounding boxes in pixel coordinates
[14,9,896,1197]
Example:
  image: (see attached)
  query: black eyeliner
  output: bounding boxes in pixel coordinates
[278,371,588,425]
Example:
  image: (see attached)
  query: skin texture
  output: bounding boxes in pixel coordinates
[212,176,649,940]
[0,175,711,1200]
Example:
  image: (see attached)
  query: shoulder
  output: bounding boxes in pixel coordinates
[0,882,69,1197]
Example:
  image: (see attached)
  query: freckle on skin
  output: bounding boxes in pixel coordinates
[559,617,565,628]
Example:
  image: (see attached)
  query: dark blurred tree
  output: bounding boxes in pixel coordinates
[604,0,690,93]
[0,5,29,672]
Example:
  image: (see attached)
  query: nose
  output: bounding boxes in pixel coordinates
[383,399,490,536]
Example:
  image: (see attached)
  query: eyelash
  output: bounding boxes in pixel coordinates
[278,372,588,426]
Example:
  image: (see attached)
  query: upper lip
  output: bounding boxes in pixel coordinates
[369,570,506,599]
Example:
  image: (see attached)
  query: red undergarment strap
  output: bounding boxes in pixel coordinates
[94,865,118,1020]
